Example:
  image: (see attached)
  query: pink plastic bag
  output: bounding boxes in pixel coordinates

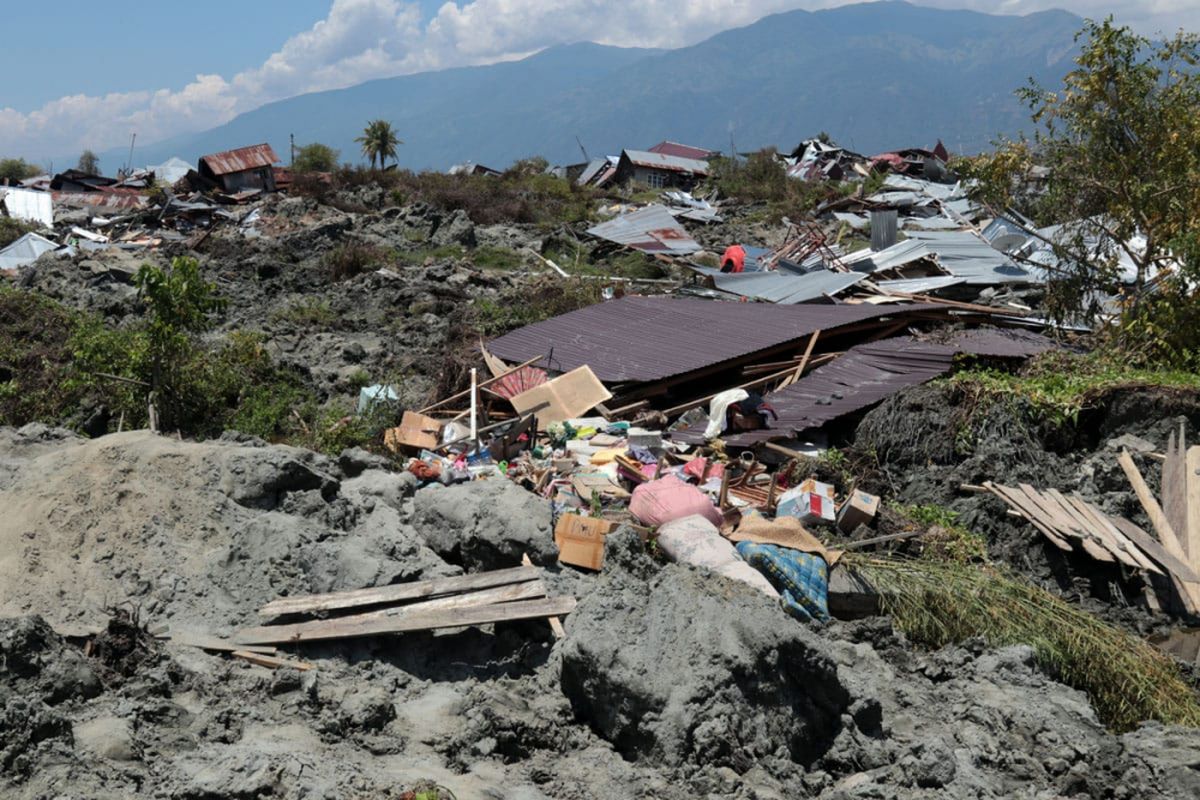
[630,475,724,528]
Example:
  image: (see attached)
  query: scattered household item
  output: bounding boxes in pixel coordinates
[385,411,443,454]
[736,542,830,623]
[630,475,724,528]
[656,515,778,597]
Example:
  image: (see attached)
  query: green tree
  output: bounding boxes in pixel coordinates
[134,256,226,431]
[293,142,340,173]
[0,158,40,184]
[355,119,402,170]
[76,149,100,175]
[969,19,1200,361]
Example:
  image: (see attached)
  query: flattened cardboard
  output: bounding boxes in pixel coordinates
[385,411,442,454]
[554,513,618,571]
[510,366,612,425]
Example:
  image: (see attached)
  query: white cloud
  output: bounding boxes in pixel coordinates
[1,0,1196,161]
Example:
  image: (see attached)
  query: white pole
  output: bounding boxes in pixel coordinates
[469,368,478,445]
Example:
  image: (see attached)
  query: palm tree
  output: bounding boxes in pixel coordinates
[355,120,402,170]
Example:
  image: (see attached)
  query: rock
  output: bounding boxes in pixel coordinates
[431,209,477,248]
[1106,433,1156,453]
[336,447,392,478]
[561,546,850,773]
[74,716,136,761]
[333,687,396,732]
[412,479,557,569]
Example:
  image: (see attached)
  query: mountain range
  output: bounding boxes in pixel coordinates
[114,2,1084,172]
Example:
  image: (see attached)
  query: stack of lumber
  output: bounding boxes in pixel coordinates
[235,566,575,647]
[1116,424,1200,614]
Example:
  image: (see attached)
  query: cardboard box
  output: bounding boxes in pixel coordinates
[777,488,836,524]
[510,365,612,425]
[554,513,618,571]
[384,411,442,454]
[837,490,880,533]
[798,478,835,500]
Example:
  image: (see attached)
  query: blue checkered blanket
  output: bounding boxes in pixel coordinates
[736,542,830,623]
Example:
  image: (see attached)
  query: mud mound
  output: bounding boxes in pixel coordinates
[0,425,450,634]
[413,479,559,569]
[562,531,851,777]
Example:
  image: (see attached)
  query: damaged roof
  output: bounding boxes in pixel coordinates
[586,205,701,255]
[199,143,280,176]
[690,265,865,304]
[674,328,1054,446]
[647,141,718,160]
[486,295,947,384]
[622,150,710,176]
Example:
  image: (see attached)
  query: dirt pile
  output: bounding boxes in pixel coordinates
[2,426,1200,798]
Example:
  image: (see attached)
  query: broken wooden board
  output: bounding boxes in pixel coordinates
[1162,427,1188,561]
[170,632,277,656]
[1109,516,1200,584]
[256,566,538,618]
[309,580,550,626]
[1014,483,1113,562]
[231,651,314,671]
[523,552,565,639]
[985,482,1073,551]
[1187,445,1200,574]
[509,365,612,425]
[235,596,578,646]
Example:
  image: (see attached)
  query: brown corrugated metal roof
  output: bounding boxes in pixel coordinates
[648,141,718,160]
[671,328,1054,446]
[200,143,280,176]
[486,295,949,384]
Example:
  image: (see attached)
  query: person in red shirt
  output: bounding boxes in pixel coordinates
[720,244,746,273]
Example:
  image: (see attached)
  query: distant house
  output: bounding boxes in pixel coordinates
[198,143,281,193]
[447,162,502,177]
[49,169,116,192]
[647,141,720,161]
[614,149,710,190]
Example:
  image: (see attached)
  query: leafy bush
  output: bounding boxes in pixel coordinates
[0,158,40,183]
[705,148,859,223]
[293,142,340,173]
[0,217,40,248]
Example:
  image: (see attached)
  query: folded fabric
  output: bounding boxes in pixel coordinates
[705,389,750,439]
[630,475,724,528]
[657,515,778,598]
[735,541,830,623]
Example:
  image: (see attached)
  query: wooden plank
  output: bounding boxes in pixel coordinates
[1016,483,1112,560]
[1187,445,1200,573]
[1046,489,1133,568]
[1108,516,1200,584]
[524,553,565,639]
[236,596,579,646]
[231,651,314,671]
[1161,427,1188,561]
[322,581,548,625]
[256,566,539,618]
[1064,493,1160,573]
[170,632,276,656]
[985,483,1073,551]
[781,330,820,388]
[1117,449,1200,612]
[510,366,612,425]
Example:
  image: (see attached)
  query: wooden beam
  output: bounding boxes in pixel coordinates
[661,365,799,419]
[1187,445,1200,572]
[781,330,821,388]
[236,596,579,646]
[170,633,276,656]
[231,651,314,671]
[1108,516,1200,584]
[1117,449,1200,612]
[256,566,539,618]
[524,553,565,639]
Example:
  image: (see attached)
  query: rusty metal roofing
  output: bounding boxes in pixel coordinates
[647,141,717,161]
[199,143,279,176]
[586,205,701,255]
[623,150,710,176]
[486,295,948,384]
[672,328,1054,446]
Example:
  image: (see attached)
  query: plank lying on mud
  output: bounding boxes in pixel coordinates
[256,566,539,618]
[314,580,548,625]
[236,596,578,646]
[985,482,1073,552]
[170,632,277,656]
[1109,516,1200,584]
[231,650,314,671]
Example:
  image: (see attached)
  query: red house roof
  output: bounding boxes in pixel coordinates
[200,143,280,176]
[647,141,718,161]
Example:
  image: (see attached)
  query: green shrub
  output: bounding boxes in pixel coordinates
[327,242,391,281]
[0,217,40,249]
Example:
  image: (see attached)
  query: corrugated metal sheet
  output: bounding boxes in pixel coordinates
[840,240,935,274]
[904,230,1032,285]
[52,191,148,210]
[486,295,947,384]
[0,187,53,227]
[671,329,1054,446]
[876,276,966,293]
[623,150,710,176]
[648,141,716,160]
[200,143,279,176]
[585,205,701,255]
[0,232,60,272]
[691,266,865,304]
[576,158,607,186]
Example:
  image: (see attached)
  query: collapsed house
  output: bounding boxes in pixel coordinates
[197,143,281,196]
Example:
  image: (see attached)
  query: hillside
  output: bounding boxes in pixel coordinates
[124,1,1082,170]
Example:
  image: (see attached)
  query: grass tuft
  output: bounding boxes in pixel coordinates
[847,554,1200,732]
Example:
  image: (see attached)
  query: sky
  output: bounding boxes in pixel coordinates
[2,0,1196,164]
